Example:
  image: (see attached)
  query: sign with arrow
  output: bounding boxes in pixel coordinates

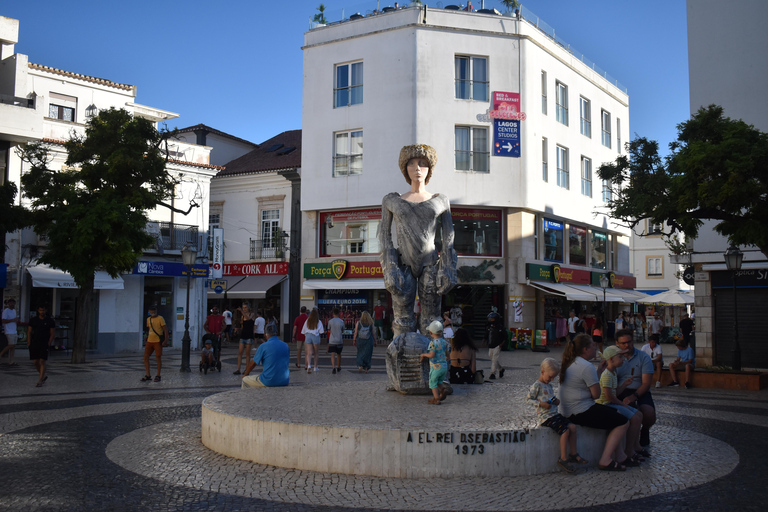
[494,120,520,157]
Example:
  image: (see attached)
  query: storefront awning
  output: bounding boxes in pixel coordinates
[527,281,600,301]
[302,279,384,290]
[28,265,124,290]
[208,274,287,299]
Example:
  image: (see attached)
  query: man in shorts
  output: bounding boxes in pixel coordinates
[614,328,656,451]
[28,305,55,387]
[142,305,168,382]
[1,298,19,366]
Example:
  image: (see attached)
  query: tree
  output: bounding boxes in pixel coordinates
[598,105,768,258]
[313,4,328,24]
[1,181,29,245]
[19,108,178,363]
[499,1,521,13]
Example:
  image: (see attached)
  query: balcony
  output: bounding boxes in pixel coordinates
[146,221,202,253]
[250,234,289,261]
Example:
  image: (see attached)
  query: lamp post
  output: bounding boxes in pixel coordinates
[599,273,609,342]
[724,244,743,371]
[180,245,197,372]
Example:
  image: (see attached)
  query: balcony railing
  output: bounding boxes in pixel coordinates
[250,235,289,260]
[0,93,35,108]
[146,221,201,252]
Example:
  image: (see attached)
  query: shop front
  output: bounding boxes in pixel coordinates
[525,263,640,343]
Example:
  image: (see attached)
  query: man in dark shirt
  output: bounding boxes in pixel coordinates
[28,305,55,387]
[679,313,694,346]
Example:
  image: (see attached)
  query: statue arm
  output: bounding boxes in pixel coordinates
[379,195,408,294]
[436,203,458,295]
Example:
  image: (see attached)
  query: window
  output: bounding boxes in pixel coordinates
[452,208,502,256]
[569,225,587,265]
[580,156,592,197]
[556,145,569,189]
[334,61,363,107]
[333,130,363,176]
[647,257,663,277]
[455,56,488,101]
[602,179,611,203]
[579,97,591,137]
[601,109,611,148]
[261,209,280,248]
[542,137,548,182]
[617,118,622,153]
[48,92,77,122]
[648,220,663,235]
[590,231,607,269]
[455,126,489,172]
[541,71,547,115]
[543,219,564,262]
[321,209,382,257]
[555,81,568,125]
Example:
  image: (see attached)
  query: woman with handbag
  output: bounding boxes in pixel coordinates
[353,311,377,372]
[142,305,168,382]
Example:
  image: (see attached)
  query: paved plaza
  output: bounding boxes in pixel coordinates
[1,341,767,511]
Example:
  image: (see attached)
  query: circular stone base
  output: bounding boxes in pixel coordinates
[205,381,611,478]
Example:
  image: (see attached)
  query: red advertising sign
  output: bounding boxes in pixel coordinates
[322,209,382,224]
[610,273,637,289]
[551,264,591,285]
[451,208,502,221]
[346,261,383,278]
[492,91,526,121]
[223,262,289,276]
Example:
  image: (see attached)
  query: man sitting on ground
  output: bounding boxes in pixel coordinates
[241,323,290,388]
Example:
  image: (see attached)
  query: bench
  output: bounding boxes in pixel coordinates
[658,366,767,391]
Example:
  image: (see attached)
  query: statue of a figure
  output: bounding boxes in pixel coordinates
[379,144,458,337]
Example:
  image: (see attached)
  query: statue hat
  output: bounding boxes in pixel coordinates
[399,144,437,182]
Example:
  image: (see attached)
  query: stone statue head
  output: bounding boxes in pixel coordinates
[398,144,437,184]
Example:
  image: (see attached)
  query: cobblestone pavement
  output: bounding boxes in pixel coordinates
[1,343,767,511]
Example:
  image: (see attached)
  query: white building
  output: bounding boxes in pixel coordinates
[208,130,301,335]
[683,0,768,368]
[1,15,215,354]
[300,5,636,340]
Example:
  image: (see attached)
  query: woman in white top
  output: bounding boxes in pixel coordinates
[301,309,325,373]
[559,334,629,471]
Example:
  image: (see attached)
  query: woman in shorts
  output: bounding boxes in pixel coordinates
[559,334,630,471]
[301,309,324,373]
[233,303,255,375]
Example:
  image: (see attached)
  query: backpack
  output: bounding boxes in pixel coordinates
[358,323,371,339]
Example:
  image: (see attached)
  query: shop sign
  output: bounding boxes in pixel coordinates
[451,208,502,221]
[223,262,289,276]
[492,92,526,121]
[322,209,382,223]
[304,260,383,279]
[211,228,224,278]
[133,261,209,277]
[526,263,589,284]
[318,288,367,305]
[609,272,636,289]
[711,268,768,289]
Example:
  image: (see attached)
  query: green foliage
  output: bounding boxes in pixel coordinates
[597,105,768,257]
[20,108,175,285]
[313,3,328,24]
[499,0,520,12]
[0,181,29,240]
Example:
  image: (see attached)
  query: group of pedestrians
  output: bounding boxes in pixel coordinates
[528,328,657,473]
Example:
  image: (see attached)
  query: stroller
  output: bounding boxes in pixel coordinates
[199,332,223,373]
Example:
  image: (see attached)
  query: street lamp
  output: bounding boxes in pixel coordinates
[599,273,609,343]
[724,244,743,371]
[180,245,197,372]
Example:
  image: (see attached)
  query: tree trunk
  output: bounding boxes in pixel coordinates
[71,278,94,364]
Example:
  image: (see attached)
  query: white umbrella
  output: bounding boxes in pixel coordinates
[636,290,694,305]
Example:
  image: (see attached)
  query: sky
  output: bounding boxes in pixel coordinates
[3,0,689,154]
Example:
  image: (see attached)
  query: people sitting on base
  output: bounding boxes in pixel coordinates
[241,323,290,388]
[668,338,695,388]
[449,327,477,384]
[641,334,664,388]
[526,357,588,473]
[596,346,645,467]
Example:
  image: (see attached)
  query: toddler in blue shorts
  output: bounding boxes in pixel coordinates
[420,320,451,405]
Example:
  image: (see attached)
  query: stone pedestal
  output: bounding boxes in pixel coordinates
[385,332,431,394]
